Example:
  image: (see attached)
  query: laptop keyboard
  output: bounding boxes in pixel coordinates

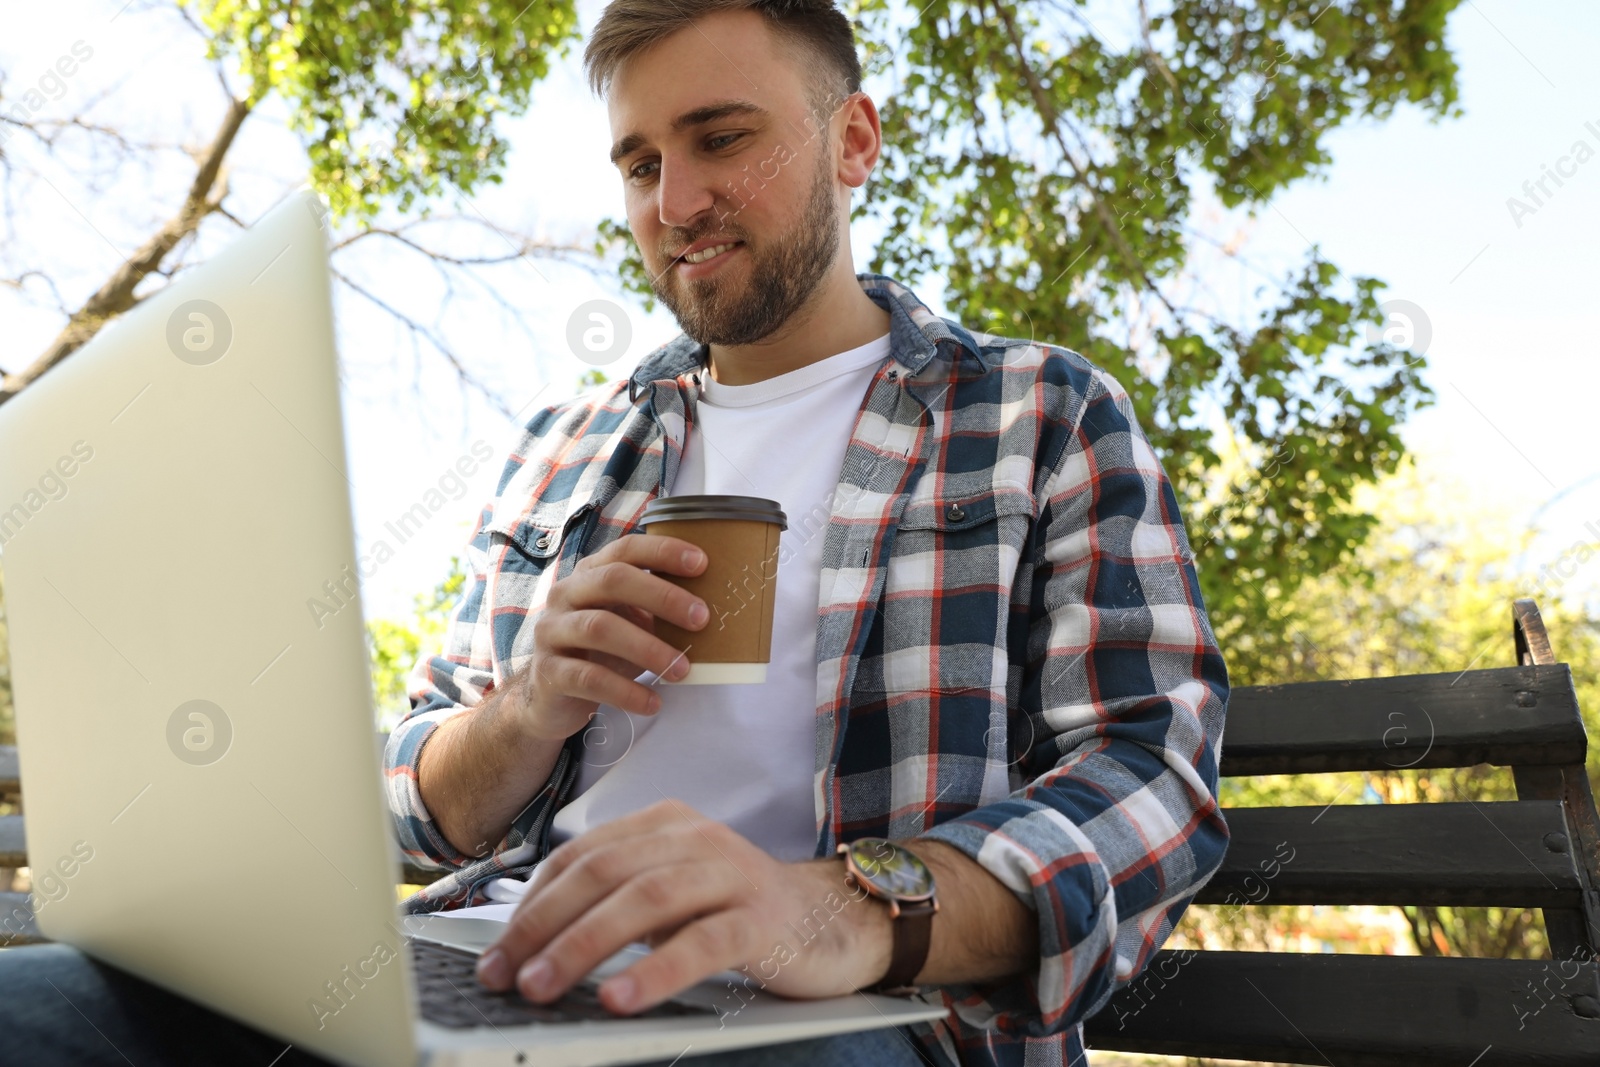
[410,938,718,1029]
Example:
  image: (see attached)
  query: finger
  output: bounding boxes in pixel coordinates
[641,911,696,948]
[534,798,717,891]
[593,607,660,674]
[562,560,709,633]
[515,862,740,1004]
[615,603,655,634]
[586,649,655,683]
[503,802,732,949]
[637,917,701,960]
[599,910,761,1015]
[542,608,691,684]
[577,533,708,579]
[572,607,661,681]
[477,829,706,988]
[536,653,664,716]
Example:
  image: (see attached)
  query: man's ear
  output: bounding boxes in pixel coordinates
[837,92,882,190]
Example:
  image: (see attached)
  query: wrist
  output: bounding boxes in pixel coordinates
[504,662,570,745]
[497,668,593,761]
[834,839,941,992]
[812,857,895,991]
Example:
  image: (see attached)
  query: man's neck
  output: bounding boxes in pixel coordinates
[705,271,892,387]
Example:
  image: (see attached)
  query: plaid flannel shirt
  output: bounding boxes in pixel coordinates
[382,272,1231,1067]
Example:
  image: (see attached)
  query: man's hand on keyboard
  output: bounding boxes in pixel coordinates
[471,798,893,1015]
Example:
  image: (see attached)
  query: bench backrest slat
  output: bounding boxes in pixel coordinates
[1085,950,1600,1066]
[1221,664,1587,776]
[1205,800,1583,909]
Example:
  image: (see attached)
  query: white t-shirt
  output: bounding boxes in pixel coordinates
[547,333,892,862]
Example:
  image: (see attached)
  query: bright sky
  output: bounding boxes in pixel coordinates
[2,0,1597,620]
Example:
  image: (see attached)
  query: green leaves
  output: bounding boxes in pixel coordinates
[367,556,467,725]
[595,217,659,314]
[854,0,1455,637]
[189,0,580,220]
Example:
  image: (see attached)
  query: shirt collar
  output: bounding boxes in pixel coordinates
[626,272,986,403]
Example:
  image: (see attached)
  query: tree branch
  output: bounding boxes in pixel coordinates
[0,94,252,406]
[331,267,516,421]
[334,219,592,267]
[986,0,1181,320]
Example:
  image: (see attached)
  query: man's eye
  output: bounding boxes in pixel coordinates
[628,135,743,181]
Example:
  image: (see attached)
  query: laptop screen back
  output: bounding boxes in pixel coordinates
[0,190,418,1067]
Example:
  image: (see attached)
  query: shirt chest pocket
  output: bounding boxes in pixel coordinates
[485,500,597,571]
[480,500,599,673]
[867,482,1036,694]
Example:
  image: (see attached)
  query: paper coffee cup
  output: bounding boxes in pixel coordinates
[637,494,787,684]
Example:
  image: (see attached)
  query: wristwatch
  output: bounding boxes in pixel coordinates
[837,837,939,994]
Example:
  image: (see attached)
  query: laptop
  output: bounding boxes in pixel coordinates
[0,189,947,1066]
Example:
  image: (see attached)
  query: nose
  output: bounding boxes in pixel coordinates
[656,151,720,231]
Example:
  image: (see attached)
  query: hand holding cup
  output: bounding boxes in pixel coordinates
[511,533,711,742]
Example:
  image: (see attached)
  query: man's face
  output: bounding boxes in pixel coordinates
[607,11,846,346]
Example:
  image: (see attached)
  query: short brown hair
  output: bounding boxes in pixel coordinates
[583,0,863,115]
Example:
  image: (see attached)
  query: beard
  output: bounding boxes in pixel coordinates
[649,148,840,347]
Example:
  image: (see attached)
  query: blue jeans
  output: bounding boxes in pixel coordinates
[0,943,945,1066]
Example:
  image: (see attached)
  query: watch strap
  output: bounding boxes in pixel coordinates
[870,897,935,993]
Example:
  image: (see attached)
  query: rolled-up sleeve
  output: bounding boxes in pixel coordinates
[919,365,1230,1037]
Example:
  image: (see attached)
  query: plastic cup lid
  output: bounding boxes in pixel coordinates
[638,494,788,530]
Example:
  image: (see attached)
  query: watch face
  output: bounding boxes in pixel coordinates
[847,839,935,900]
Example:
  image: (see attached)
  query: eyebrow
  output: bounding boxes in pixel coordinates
[609,100,769,167]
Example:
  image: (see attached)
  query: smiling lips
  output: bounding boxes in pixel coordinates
[673,239,745,278]
[681,241,742,265]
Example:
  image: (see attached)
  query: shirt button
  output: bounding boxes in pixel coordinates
[535,533,553,550]
[886,369,898,380]
[945,503,965,522]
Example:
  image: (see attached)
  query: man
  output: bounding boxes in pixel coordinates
[0,3,1227,1065]
[383,3,1230,1067]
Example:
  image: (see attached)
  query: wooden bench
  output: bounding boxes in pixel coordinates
[4,600,1598,1065]
[1082,599,1600,1064]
